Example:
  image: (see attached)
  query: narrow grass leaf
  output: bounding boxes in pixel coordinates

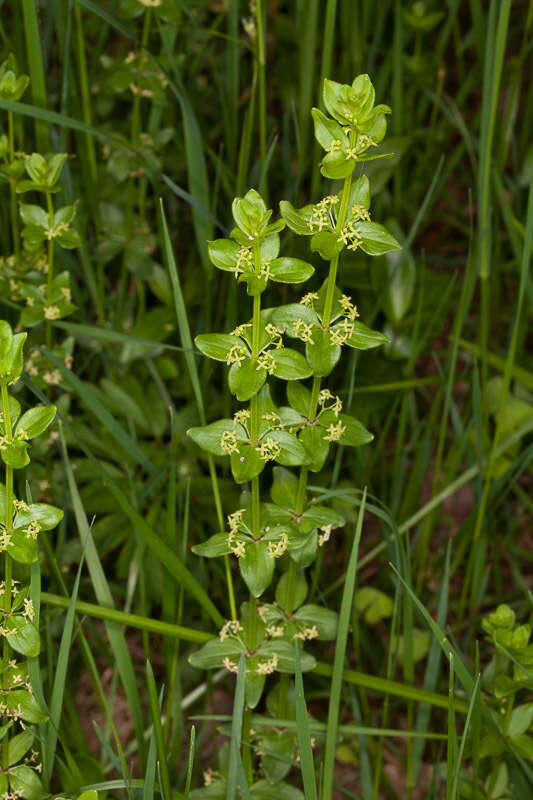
[321,488,367,800]
[44,555,85,785]
[295,644,318,800]
[146,663,171,800]
[226,656,247,800]
[42,348,156,474]
[60,430,146,767]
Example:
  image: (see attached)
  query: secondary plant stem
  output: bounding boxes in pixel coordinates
[1,380,13,769]
[280,151,355,692]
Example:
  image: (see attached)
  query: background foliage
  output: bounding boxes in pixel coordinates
[0,0,531,798]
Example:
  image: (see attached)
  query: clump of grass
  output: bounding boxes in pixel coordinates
[0,2,530,798]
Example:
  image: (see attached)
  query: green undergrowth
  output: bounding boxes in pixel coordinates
[0,1,531,799]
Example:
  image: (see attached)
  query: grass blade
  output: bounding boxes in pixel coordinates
[226,655,247,800]
[60,429,146,767]
[43,555,85,785]
[40,592,213,643]
[295,644,318,800]
[321,488,367,800]
[22,0,49,150]
[159,198,236,618]
[146,663,171,800]
[42,347,156,474]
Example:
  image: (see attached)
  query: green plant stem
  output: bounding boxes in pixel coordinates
[45,192,55,349]
[277,149,355,725]
[1,380,14,769]
[240,250,265,782]
[8,111,19,267]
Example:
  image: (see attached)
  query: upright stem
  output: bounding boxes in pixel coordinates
[278,155,355,716]
[241,250,264,785]
[8,111,20,268]
[1,380,14,769]
[46,192,55,349]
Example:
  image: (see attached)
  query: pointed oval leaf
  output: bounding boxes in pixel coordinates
[268,258,314,284]
[271,348,312,381]
[228,359,267,401]
[192,533,232,558]
[240,541,275,597]
[188,419,247,456]
[15,405,56,439]
[230,442,265,484]
[195,333,243,361]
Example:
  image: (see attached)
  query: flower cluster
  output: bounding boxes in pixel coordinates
[0,320,63,799]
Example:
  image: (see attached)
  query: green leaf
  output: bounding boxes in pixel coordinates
[355,587,393,623]
[1,441,29,469]
[188,419,247,456]
[6,616,40,657]
[271,348,312,380]
[9,765,46,800]
[320,150,354,180]
[310,231,343,260]
[507,704,533,739]
[287,381,312,416]
[271,303,318,336]
[192,533,232,558]
[0,321,14,372]
[8,730,34,766]
[228,359,267,401]
[349,175,371,210]
[305,328,341,376]
[190,638,244,673]
[269,430,310,467]
[391,630,430,663]
[279,201,315,236]
[0,329,26,382]
[207,238,240,271]
[299,426,330,473]
[14,502,63,531]
[15,404,56,439]
[231,443,265,484]
[276,570,308,611]
[268,257,314,284]
[311,107,347,150]
[345,321,389,350]
[195,333,242,362]
[7,531,38,564]
[245,666,266,710]
[232,189,268,236]
[333,413,374,447]
[357,221,401,256]
[240,541,274,597]
[270,466,299,509]
[512,734,533,760]
[250,779,304,800]
[301,505,345,531]
[56,227,82,249]
[19,203,48,227]
[6,689,47,724]
[372,223,415,322]
[294,605,338,640]
[257,640,315,673]
[260,730,295,786]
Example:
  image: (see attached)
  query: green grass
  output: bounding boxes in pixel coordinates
[0,2,531,798]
